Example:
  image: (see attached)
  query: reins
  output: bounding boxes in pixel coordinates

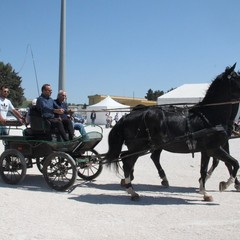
[99,99,240,164]
[91,99,240,113]
[99,149,152,165]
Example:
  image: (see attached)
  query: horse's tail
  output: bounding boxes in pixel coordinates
[105,117,125,171]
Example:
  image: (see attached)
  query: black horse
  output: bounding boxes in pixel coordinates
[106,64,240,200]
[126,101,240,194]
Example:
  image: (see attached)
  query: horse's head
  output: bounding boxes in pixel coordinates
[196,63,240,126]
[226,64,240,100]
[201,63,240,104]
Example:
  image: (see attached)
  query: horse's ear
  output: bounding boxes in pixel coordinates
[225,63,237,74]
[230,62,237,71]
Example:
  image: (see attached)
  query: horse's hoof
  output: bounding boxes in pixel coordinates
[234,184,240,192]
[219,181,227,192]
[131,194,140,201]
[120,179,126,187]
[203,194,213,202]
[161,180,169,188]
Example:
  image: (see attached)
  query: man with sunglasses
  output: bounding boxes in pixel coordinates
[0,85,24,135]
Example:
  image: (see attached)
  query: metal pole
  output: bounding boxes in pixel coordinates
[58,0,66,91]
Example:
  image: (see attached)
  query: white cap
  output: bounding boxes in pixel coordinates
[32,99,37,106]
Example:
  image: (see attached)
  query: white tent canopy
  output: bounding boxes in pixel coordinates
[86,96,130,125]
[157,83,210,105]
[157,83,240,120]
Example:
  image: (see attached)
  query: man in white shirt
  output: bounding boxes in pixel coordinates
[0,85,24,135]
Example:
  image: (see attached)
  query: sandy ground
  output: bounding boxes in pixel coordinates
[0,126,240,240]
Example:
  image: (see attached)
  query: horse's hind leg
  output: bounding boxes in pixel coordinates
[151,149,169,187]
[120,152,134,187]
[122,156,140,200]
[120,169,134,187]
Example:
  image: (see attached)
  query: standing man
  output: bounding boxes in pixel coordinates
[0,85,24,135]
[90,110,96,125]
[36,84,71,141]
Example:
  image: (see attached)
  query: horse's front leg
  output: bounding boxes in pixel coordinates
[122,157,139,200]
[222,142,240,191]
[151,149,169,187]
[211,147,239,192]
[199,152,214,201]
[199,157,219,188]
[199,151,210,194]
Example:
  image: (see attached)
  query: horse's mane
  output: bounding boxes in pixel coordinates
[200,75,222,103]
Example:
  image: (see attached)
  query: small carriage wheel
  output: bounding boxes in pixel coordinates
[42,152,77,191]
[36,157,45,173]
[0,149,27,184]
[76,149,103,181]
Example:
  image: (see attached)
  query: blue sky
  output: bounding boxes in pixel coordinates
[1,0,240,104]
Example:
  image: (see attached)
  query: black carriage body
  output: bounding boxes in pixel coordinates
[2,136,55,157]
[1,131,102,159]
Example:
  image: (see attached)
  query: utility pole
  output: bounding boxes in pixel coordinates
[58,0,66,91]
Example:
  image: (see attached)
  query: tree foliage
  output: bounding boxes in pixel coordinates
[145,88,164,101]
[0,61,25,107]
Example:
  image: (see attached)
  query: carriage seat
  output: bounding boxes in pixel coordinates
[24,107,60,141]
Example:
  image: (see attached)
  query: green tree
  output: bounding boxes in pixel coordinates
[0,62,25,107]
[145,89,164,101]
[153,90,164,100]
[145,89,154,100]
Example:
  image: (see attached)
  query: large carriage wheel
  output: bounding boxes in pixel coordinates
[42,152,77,191]
[76,149,103,181]
[0,149,27,184]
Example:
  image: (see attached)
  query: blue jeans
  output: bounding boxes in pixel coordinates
[74,123,87,136]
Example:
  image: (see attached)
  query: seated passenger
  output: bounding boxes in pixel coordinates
[36,84,73,141]
[55,90,87,138]
[73,116,87,138]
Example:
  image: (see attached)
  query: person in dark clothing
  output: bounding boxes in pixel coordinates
[90,110,96,125]
[36,84,71,141]
[54,90,74,140]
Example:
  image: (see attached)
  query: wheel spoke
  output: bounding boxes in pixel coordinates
[0,150,27,184]
[43,152,76,191]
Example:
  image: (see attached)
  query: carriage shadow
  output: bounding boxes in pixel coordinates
[69,181,219,206]
[0,174,53,192]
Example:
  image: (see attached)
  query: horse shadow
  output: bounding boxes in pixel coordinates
[68,180,220,206]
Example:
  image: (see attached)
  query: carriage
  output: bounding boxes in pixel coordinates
[1,64,240,203]
[0,119,103,191]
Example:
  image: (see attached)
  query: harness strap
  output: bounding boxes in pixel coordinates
[143,111,152,142]
[185,111,197,157]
